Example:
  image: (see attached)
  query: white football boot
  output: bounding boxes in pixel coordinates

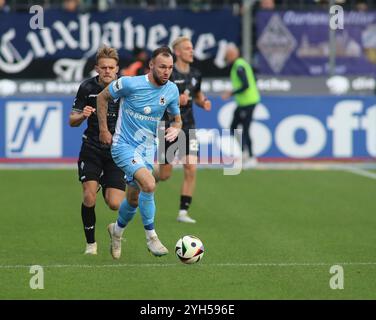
[147,236,169,256]
[84,242,97,255]
[107,223,123,259]
[177,210,196,224]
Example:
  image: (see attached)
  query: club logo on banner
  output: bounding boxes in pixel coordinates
[5,101,62,158]
[256,11,376,75]
[257,14,297,74]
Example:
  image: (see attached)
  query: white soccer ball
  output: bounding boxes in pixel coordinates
[175,235,204,264]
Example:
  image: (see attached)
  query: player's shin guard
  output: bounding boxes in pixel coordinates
[139,191,155,229]
[117,199,137,228]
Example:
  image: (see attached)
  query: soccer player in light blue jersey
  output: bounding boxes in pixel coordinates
[97,46,182,259]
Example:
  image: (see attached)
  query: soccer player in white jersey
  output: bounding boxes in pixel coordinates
[97,46,182,259]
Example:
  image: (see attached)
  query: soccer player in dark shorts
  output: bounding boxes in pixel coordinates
[154,36,211,224]
[69,46,125,255]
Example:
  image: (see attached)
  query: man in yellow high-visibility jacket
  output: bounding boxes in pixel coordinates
[222,44,260,166]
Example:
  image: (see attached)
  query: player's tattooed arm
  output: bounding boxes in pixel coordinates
[97,86,113,145]
[69,85,95,127]
[69,106,96,127]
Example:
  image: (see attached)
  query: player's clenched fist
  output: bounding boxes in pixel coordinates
[83,106,96,118]
[99,130,113,145]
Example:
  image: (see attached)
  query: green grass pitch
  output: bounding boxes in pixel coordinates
[0,168,375,299]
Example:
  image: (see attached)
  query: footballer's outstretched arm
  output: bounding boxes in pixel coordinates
[97,86,113,145]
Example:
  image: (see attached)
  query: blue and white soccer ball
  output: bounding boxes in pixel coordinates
[175,235,204,264]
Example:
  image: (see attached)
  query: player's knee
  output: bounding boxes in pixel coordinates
[107,198,121,211]
[184,165,196,179]
[83,191,96,207]
[108,203,119,211]
[142,180,156,193]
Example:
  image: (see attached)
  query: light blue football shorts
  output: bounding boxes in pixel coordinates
[111,143,154,187]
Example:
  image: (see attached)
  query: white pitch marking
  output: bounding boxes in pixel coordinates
[1,262,376,269]
[342,167,376,181]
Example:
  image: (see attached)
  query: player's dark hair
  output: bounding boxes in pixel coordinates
[96,46,119,65]
[151,46,173,60]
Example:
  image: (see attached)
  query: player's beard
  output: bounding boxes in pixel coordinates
[153,70,168,86]
[100,75,116,87]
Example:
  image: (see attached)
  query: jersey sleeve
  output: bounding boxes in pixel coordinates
[193,70,202,98]
[166,84,180,116]
[232,66,249,95]
[71,83,88,113]
[108,77,132,99]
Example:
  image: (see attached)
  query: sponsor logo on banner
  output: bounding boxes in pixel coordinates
[326,76,350,95]
[0,79,17,96]
[0,11,239,80]
[5,101,63,158]
[214,99,376,158]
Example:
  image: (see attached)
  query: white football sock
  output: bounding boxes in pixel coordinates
[145,229,157,240]
[114,222,125,237]
[179,209,188,216]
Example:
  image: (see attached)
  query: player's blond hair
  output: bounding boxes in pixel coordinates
[96,46,119,65]
[171,36,192,50]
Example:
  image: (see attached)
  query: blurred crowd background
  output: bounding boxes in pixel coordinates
[1,0,375,12]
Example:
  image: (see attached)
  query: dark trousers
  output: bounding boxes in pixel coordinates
[230,104,256,157]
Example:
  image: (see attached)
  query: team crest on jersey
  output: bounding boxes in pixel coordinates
[191,77,197,87]
[159,96,166,106]
[144,106,151,115]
